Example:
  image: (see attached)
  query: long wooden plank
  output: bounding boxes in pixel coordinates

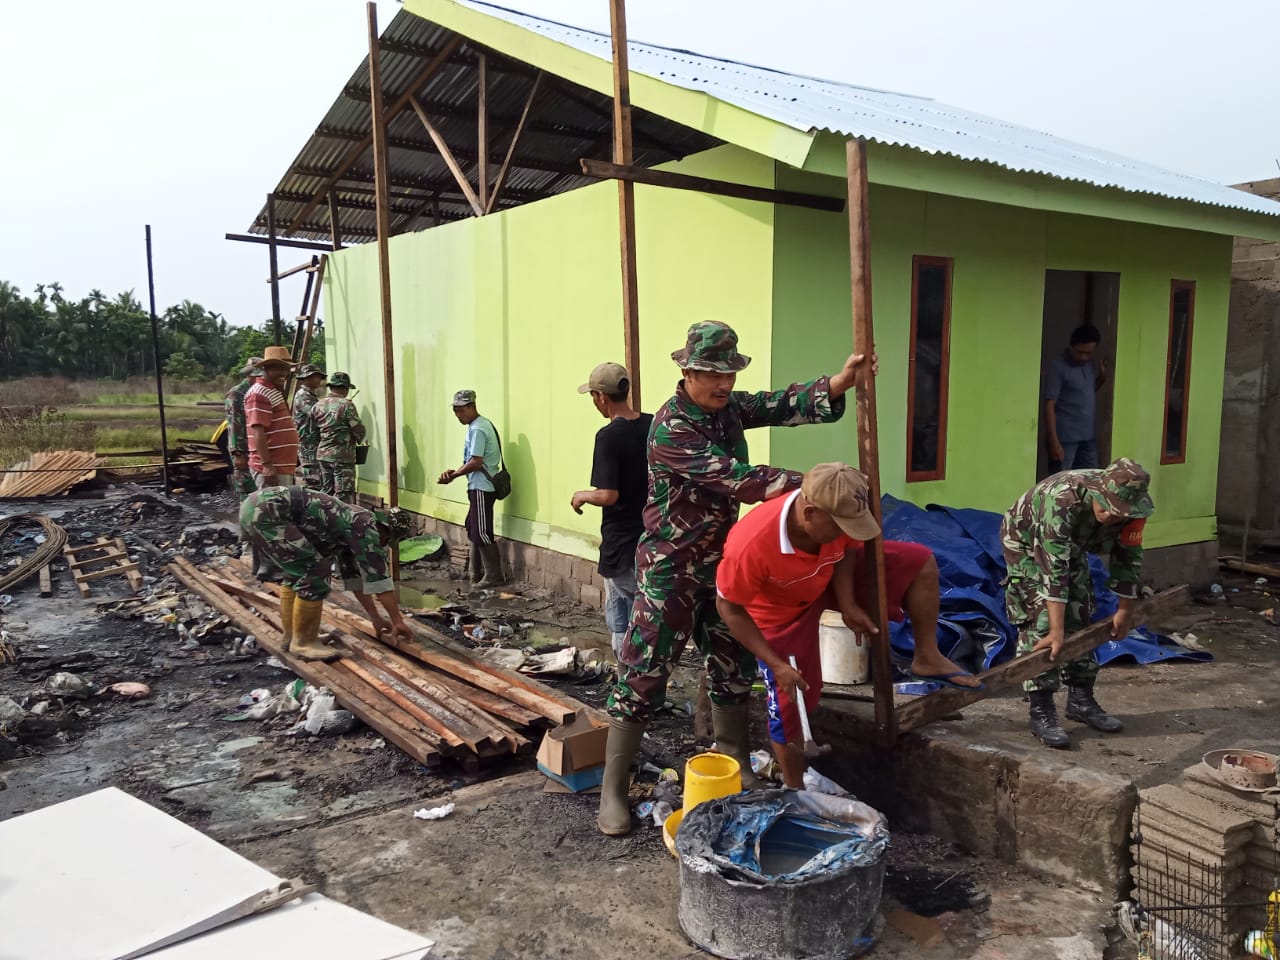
[408,95,484,216]
[608,0,641,410]
[846,137,896,747]
[486,72,542,214]
[343,658,468,749]
[580,159,847,213]
[75,562,140,583]
[894,585,1191,735]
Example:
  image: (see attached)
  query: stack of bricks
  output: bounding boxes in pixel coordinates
[1133,775,1280,944]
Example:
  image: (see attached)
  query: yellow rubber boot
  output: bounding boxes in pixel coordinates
[290,597,339,661]
[279,586,296,651]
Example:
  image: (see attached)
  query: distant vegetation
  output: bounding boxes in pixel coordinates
[0,280,323,381]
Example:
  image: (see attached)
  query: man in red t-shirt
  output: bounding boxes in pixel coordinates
[716,462,982,787]
[245,346,301,488]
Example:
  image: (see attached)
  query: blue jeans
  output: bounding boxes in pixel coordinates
[1049,438,1098,474]
[603,567,637,660]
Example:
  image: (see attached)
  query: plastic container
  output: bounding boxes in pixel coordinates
[663,807,684,858]
[818,610,868,685]
[684,753,742,812]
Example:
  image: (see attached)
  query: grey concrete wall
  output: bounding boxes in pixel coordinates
[1220,179,1280,538]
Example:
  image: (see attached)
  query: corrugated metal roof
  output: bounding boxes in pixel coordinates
[452,0,1280,219]
[248,9,717,240]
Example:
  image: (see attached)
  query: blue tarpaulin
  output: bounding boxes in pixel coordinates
[879,495,1210,677]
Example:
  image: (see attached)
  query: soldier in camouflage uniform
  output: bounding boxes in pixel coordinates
[597,320,876,837]
[292,363,326,490]
[312,371,367,503]
[224,357,262,501]
[240,486,414,660]
[1001,457,1153,749]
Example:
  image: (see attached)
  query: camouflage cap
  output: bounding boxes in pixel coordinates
[373,506,414,539]
[297,363,325,380]
[1092,457,1154,519]
[327,371,354,389]
[240,356,265,376]
[452,388,477,407]
[671,321,752,373]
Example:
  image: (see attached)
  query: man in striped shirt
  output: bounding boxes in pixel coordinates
[246,346,301,489]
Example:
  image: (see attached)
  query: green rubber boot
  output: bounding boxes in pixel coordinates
[597,717,645,836]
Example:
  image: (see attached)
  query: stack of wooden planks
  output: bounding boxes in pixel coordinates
[0,451,103,499]
[166,557,597,769]
[100,441,230,491]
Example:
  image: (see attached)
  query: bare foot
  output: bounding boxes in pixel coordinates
[909,651,983,688]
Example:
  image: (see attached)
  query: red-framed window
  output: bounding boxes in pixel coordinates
[906,255,953,482]
[1161,280,1195,465]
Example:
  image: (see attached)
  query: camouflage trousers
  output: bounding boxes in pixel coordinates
[320,461,357,503]
[1009,574,1099,693]
[231,466,256,502]
[297,458,323,490]
[606,574,757,722]
[242,515,337,602]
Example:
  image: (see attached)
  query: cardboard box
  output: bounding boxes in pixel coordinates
[535,713,608,793]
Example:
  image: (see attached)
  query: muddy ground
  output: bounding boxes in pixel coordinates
[0,485,1224,958]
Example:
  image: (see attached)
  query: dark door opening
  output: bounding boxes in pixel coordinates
[1037,270,1120,480]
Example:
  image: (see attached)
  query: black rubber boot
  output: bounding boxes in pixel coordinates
[468,546,485,584]
[1028,690,1070,749]
[597,717,646,836]
[711,702,761,788]
[475,543,507,589]
[1065,681,1124,733]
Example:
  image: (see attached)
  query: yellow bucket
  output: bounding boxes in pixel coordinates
[663,807,683,858]
[683,752,742,812]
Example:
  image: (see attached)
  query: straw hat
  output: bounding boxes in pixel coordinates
[1202,748,1280,793]
[261,345,297,368]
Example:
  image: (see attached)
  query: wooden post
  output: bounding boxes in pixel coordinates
[609,0,641,409]
[846,138,895,745]
[266,194,283,346]
[367,2,400,580]
[327,191,343,251]
[477,53,489,212]
[284,257,319,401]
[143,225,172,496]
[297,255,327,370]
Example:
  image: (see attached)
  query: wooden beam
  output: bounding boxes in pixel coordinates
[895,586,1190,735]
[477,53,489,212]
[846,138,896,746]
[38,564,51,597]
[367,2,401,583]
[265,194,283,345]
[580,159,846,213]
[327,191,343,251]
[297,255,327,369]
[265,259,317,284]
[609,0,641,410]
[486,72,542,215]
[409,95,484,216]
[284,33,465,235]
[226,233,343,252]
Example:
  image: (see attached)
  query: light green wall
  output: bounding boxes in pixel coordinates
[769,165,1232,548]
[324,144,777,560]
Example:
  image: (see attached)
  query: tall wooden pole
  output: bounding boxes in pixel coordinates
[477,53,489,212]
[266,194,283,345]
[609,0,641,409]
[327,191,343,251]
[368,1,401,579]
[144,225,172,496]
[846,138,895,745]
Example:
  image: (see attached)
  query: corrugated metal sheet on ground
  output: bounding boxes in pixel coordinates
[0,450,103,499]
[450,0,1280,217]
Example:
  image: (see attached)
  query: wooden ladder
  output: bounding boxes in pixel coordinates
[63,538,142,597]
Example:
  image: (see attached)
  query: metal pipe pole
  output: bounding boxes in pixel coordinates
[144,224,172,495]
[266,193,283,345]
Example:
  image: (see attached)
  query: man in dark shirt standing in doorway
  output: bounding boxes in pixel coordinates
[571,362,653,660]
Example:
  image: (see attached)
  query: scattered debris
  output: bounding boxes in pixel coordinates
[101,681,151,700]
[47,672,86,696]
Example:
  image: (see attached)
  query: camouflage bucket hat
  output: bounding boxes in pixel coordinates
[1094,457,1154,519]
[671,321,751,373]
[373,506,414,539]
[327,371,354,389]
[297,363,325,380]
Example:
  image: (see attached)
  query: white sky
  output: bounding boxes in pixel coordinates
[0,0,1276,335]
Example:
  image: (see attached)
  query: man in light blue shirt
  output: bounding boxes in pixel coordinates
[1044,325,1108,474]
[437,389,506,588]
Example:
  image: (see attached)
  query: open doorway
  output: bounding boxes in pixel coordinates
[1037,270,1120,479]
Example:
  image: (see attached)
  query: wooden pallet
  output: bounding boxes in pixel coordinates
[62,538,142,597]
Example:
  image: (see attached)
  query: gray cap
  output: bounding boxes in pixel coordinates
[452,389,477,407]
[240,356,265,375]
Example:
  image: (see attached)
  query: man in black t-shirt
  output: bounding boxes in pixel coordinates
[571,362,654,659]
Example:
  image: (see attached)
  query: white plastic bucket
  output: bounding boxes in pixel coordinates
[819,610,869,685]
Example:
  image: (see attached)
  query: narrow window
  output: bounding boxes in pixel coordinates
[907,256,953,481]
[1161,280,1195,464]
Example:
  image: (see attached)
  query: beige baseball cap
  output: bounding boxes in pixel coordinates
[578,362,629,395]
[801,462,881,541]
